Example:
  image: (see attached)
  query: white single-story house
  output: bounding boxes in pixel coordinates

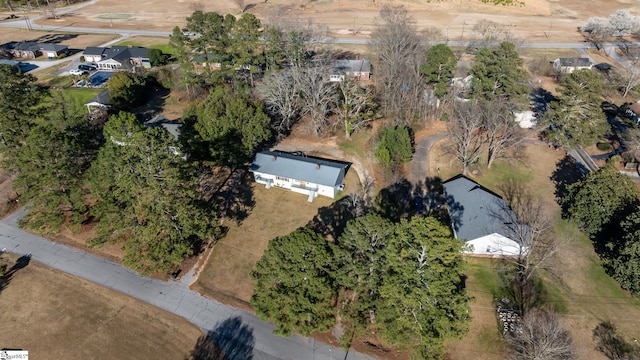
[250,151,350,202]
[82,46,151,70]
[443,174,527,257]
[553,57,592,74]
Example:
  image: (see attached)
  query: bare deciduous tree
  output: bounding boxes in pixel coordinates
[506,309,573,360]
[612,64,640,99]
[593,321,640,360]
[581,16,610,51]
[483,101,526,168]
[369,5,426,124]
[257,69,301,135]
[608,10,640,38]
[447,100,484,175]
[472,20,508,49]
[336,78,378,138]
[495,180,561,312]
[292,63,339,135]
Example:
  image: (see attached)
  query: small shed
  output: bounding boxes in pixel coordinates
[85,89,111,113]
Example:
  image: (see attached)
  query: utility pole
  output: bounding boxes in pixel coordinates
[461,21,466,40]
[21,7,32,31]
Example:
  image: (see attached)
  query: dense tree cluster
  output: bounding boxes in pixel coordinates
[562,163,640,296]
[251,215,470,359]
[470,41,530,106]
[543,69,609,148]
[375,125,413,171]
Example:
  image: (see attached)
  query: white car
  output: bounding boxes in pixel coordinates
[69,69,88,76]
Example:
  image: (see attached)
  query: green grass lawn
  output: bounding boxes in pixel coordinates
[116,39,176,55]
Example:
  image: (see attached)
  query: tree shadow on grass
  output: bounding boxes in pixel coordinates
[549,156,583,213]
[307,196,360,242]
[186,316,255,360]
[0,254,31,294]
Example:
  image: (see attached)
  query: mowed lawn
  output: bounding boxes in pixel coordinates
[194,177,348,308]
[441,143,640,359]
[0,254,202,359]
[116,37,176,55]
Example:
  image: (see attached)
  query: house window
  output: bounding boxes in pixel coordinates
[276,176,289,182]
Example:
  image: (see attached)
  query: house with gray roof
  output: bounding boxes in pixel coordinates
[82,45,151,70]
[0,41,68,59]
[443,174,527,256]
[330,59,371,82]
[250,151,350,202]
[553,57,592,74]
[85,89,111,113]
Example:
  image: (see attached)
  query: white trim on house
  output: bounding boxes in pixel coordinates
[465,233,526,257]
[250,151,349,202]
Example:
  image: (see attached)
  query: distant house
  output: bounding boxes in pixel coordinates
[442,175,527,257]
[0,41,69,59]
[553,58,592,74]
[250,151,350,202]
[82,46,151,70]
[39,43,69,59]
[144,115,186,159]
[85,89,111,113]
[193,53,231,72]
[330,59,371,82]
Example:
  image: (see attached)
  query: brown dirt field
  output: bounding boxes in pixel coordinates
[0,253,202,359]
[23,0,639,44]
[193,178,351,307]
[0,27,118,48]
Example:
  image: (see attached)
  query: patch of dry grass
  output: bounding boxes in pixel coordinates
[193,181,339,308]
[0,253,202,359]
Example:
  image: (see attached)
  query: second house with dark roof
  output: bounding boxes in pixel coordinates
[83,45,151,70]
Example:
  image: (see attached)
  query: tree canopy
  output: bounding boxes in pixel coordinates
[184,86,271,165]
[375,125,413,170]
[470,41,529,105]
[543,69,609,148]
[421,44,457,98]
[563,162,639,238]
[250,227,338,337]
[86,112,219,273]
[106,71,148,109]
[336,216,471,358]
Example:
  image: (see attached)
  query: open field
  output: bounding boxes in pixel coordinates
[0,253,202,359]
[0,27,118,49]
[194,169,360,309]
[433,142,640,359]
[20,0,638,44]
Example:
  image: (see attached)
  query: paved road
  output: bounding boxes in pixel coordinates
[0,209,376,360]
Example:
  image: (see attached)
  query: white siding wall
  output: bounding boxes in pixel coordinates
[253,171,338,199]
[84,55,102,63]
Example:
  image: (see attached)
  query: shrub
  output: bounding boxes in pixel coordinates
[375,125,413,169]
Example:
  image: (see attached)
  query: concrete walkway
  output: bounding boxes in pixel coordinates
[0,209,376,360]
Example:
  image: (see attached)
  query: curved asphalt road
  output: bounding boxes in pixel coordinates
[0,209,375,360]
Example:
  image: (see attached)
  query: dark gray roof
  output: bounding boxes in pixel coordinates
[86,89,111,106]
[443,175,519,241]
[85,46,150,62]
[12,41,40,52]
[333,59,371,74]
[250,151,349,187]
[557,58,591,67]
[144,115,181,141]
[39,43,68,52]
[84,46,105,55]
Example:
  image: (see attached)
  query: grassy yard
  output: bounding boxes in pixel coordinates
[193,174,358,308]
[0,253,202,359]
[116,37,176,55]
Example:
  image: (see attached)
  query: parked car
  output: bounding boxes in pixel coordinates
[78,64,96,71]
[70,69,88,76]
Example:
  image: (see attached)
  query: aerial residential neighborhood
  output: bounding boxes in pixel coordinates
[1,0,640,359]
